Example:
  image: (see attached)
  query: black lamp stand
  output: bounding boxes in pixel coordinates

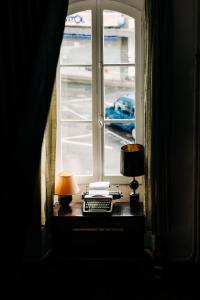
[129,177,140,207]
[58,195,72,209]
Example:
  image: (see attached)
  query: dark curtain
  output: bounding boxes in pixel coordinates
[197,0,200,263]
[0,0,68,280]
[145,0,173,256]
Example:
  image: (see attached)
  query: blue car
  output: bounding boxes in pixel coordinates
[105,96,135,137]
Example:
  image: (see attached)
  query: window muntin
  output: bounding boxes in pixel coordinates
[56,1,143,184]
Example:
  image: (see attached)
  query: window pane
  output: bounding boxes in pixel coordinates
[103,10,135,64]
[60,66,92,121]
[61,123,93,176]
[60,10,92,65]
[104,124,134,175]
[104,66,135,120]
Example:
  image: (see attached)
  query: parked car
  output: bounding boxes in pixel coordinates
[105,95,135,138]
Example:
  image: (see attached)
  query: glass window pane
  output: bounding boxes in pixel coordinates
[60,10,92,65]
[104,124,135,176]
[103,10,135,64]
[61,123,93,176]
[60,66,92,121]
[104,66,135,120]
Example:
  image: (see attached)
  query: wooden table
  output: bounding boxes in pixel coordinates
[51,200,145,260]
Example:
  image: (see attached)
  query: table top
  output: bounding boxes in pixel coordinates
[53,200,144,218]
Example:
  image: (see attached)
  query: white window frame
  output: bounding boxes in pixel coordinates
[56,0,144,184]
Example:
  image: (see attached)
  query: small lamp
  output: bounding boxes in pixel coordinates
[55,171,80,209]
[120,144,144,207]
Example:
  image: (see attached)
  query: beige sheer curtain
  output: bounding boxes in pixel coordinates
[41,84,57,226]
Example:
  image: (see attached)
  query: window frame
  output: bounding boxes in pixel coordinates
[56,0,144,184]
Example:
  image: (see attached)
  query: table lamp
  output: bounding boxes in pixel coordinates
[55,171,80,208]
[120,144,144,207]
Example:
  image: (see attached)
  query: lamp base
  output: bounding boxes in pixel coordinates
[129,192,140,208]
[58,195,72,208]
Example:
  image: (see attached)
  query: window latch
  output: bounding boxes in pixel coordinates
[98,117,104,128]
[98,61,103,69]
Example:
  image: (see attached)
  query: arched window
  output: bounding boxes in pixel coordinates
[56,0,144,184]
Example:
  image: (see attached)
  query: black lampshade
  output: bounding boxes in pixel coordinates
[120,144,144,177]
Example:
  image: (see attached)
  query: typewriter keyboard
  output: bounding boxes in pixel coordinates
[83,199,113,214]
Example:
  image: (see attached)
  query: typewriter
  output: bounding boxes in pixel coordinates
[83,195,113,214]
[82,182,122,214]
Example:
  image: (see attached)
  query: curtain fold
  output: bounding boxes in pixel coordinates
[144,0,173,244]
[1,0,69,280]
[40,84,57,257]
[41,83,57,227]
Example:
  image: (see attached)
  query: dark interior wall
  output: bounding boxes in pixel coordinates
[167,0,199,261]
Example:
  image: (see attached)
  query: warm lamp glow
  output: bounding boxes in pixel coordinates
[55,171,79,196]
